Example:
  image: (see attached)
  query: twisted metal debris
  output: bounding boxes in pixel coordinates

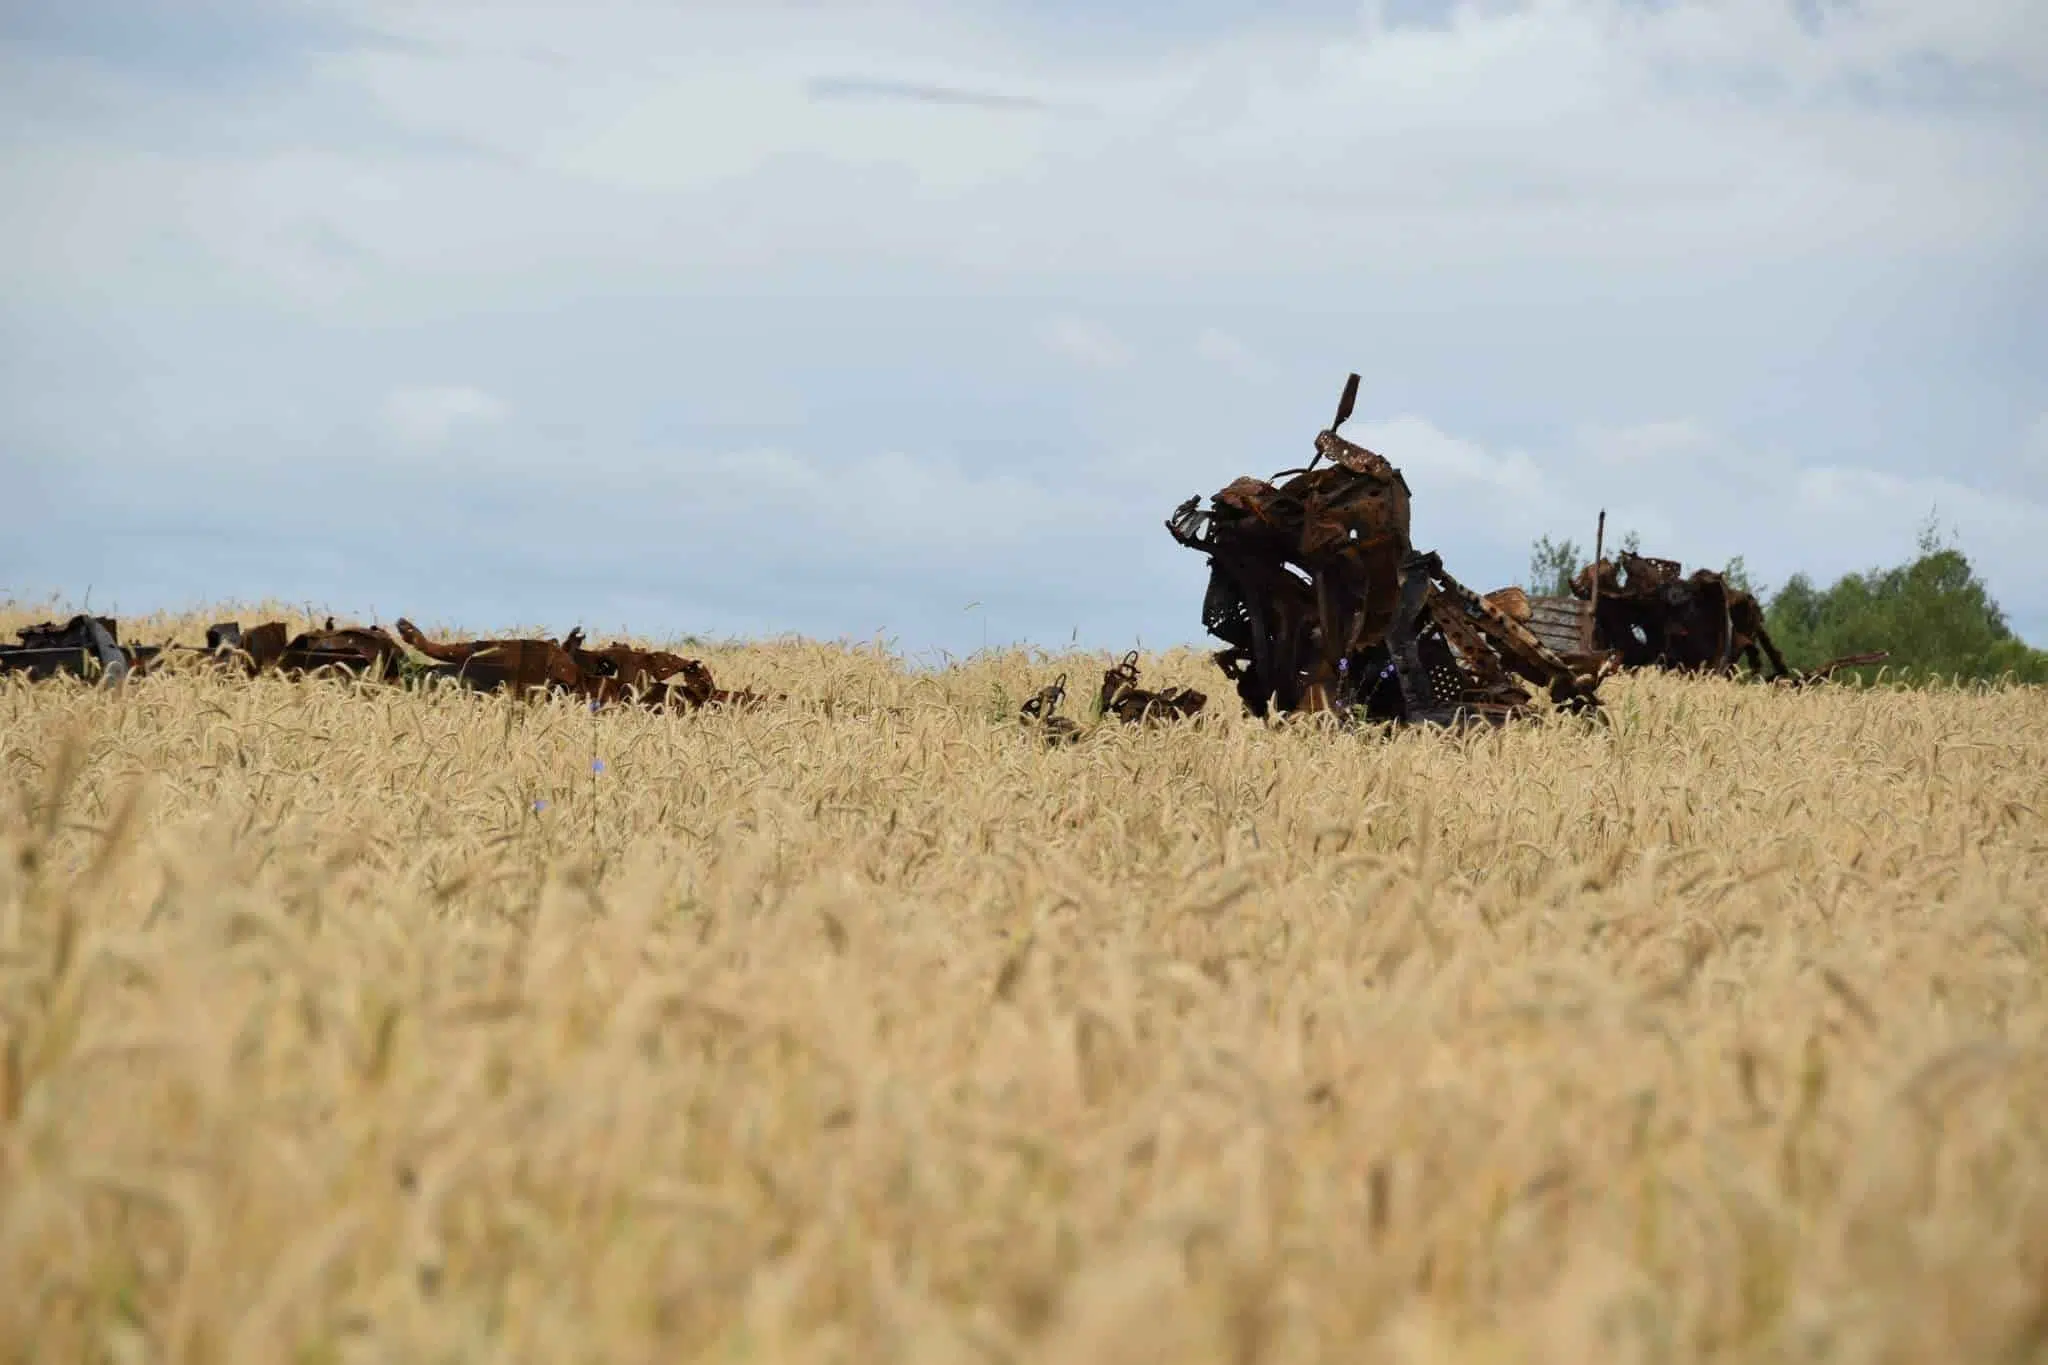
[1016,652,1210,743]
[1498,550,1889,685]
[1165,374,1605,727]
[0,615,142,683]
[1097,651,1207,726]
[1017,673,1085,745]
[2,613,765,711]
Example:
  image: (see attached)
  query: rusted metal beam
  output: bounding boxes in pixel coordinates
[1584,509,1605,655]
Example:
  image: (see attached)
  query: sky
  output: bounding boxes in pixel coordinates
[3,0,2044,656]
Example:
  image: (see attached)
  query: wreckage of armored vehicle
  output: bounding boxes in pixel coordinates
[1165,374,1605,727]
[0,615,158,683]
[1556,551,1885,684]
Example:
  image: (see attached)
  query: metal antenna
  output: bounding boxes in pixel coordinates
[1332,372,1360,432]
[1306,373,1363,473]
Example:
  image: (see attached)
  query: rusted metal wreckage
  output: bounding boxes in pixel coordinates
[1018,650,1211,743]
[1498,541,1888,685]
[1580,552,1788,677]
[1099,650,1208,725]
[1163,374,1606,728]
[1,613,768,710]
[0,615,413,685]
[0,615,151,683]
[392,620,769,710]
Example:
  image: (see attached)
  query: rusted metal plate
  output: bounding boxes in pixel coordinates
[1483,586,1531,621]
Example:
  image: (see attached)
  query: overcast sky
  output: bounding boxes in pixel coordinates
[4,0,2044,655]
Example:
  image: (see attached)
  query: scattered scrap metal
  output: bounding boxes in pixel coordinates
[1017,651,1210,743]
[1098,651,1207,726]
[1164,374,1606,727]
[387,619,770,710]
[253,618,410,680]
[2,611,766,711]
[563,634,772,711]
[395,619,608,698]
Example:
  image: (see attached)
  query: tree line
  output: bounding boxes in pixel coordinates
[1523,516,2048,686]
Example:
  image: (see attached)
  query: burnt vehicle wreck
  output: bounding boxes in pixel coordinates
[1513,550,1886,684]
[1568,552,1791,678]
[0,615,155,683]
[1166,375,1606,727]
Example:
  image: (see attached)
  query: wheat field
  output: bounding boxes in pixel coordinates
[3,604,2046,1365]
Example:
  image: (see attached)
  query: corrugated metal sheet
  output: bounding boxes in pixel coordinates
[1525,596,1589,657]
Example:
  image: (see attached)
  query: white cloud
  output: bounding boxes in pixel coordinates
[380,385,507,447]
[9,0,2038,307]
[1039,315,1130,371]
[669,443,1092,553]
[1194,327,1269,381]
[1583,419,1716,466]
[1348,414,1577,551]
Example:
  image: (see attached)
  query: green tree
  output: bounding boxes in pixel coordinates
[1762,515,2048,685]
[1527,535,1582,596]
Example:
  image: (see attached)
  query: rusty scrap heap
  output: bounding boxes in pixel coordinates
[1165,374,1605,727]
[0,613,769,711]
[1518,551,1886,684]
[1570,552,1788,678]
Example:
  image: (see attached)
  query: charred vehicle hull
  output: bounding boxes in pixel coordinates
[1167,374,1604,726]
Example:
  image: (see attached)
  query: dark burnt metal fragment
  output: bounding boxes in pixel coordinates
[1098,651,1207,726]
[0,615,135,683]
[1018,673,1084,744]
